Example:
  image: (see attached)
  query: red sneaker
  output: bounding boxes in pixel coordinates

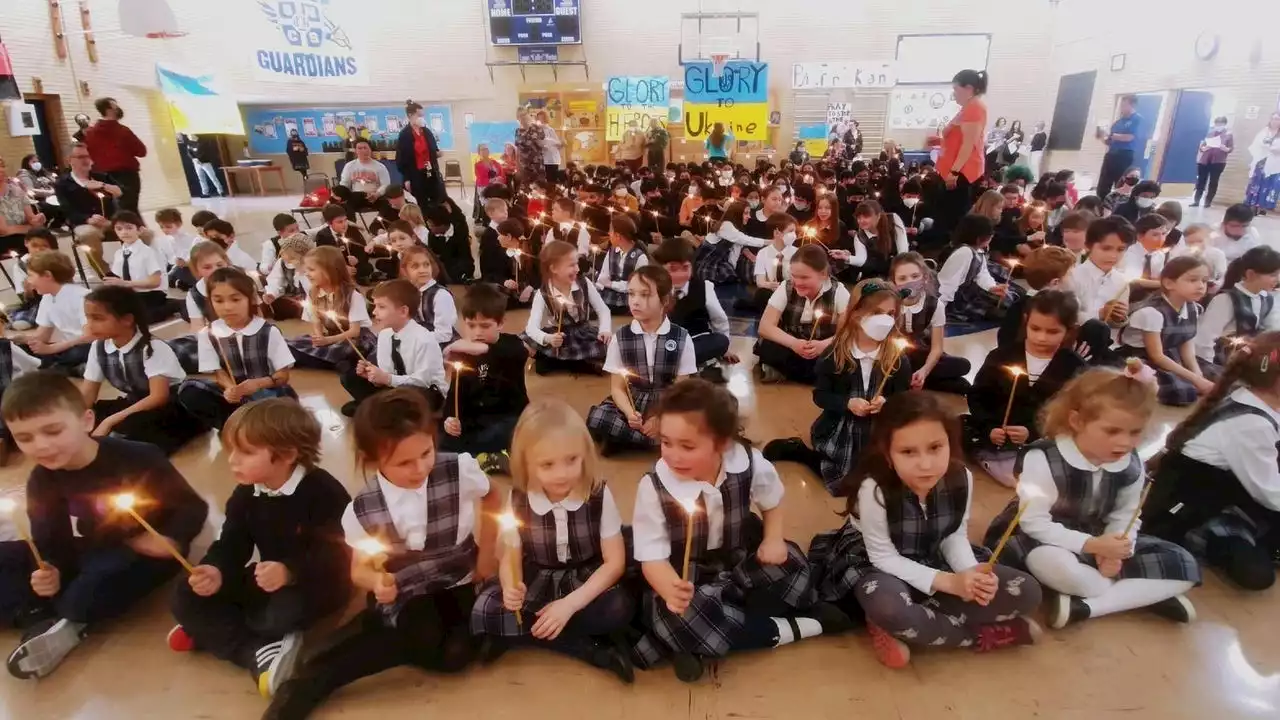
[866,622,911,669]
[974,617,1040,653]
[167,625,195,653]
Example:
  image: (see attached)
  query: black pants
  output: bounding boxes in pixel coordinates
[93,397,207,455]
[1194,162,1227,205]
[934,173,975,238]
[171,565,339,669]
[755,338,820,384]
[110,169,142,213]
[33,342,91,373]
[339,368,443,412]
[1096,149,1134,200]
[544,164,560,184]
[1078,319,1122,367]
[405,167,443,206]
[176,381,297,431]
[692,333,731,366]
[0,540,182,627]
[905,347,972,395]
[439,413,519,454]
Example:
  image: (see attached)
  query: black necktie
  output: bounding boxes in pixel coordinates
[391,336,407,376]
[121,251,132,281]
[1143,253,1153,278]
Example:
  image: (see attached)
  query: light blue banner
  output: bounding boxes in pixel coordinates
[797,123,827,140]
[243,104,454,154]
[682,61,769,105]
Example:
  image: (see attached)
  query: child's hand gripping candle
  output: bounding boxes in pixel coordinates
[450,361,470,422]
[354,538,396,605]
[873,338,911,399]
[678,497,698,582]
[112,493,195,573]
[1001,365,1025,432]
[497,512,523,627]
[0,497,44,567]
[324,310,367,362]
[809,309,826,341]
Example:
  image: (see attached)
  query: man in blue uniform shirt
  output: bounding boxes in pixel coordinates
[1096,94,1144,198]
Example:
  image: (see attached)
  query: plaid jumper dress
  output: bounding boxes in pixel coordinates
[417,283,460,344]
[898,294,939,350]
[1121,296,1203,406]
[1214,287,1274,365]
[471,487,627,637]
[167,285,216,374]
[778,283,839,342]
[598,246,646,311]
[277,263,306,300]
[946,247,1017,323]
[520,278,606,362]
[288,292,378,368]
[810,355,903,493]
[694,233,739,285]
[808,467,987,603]
[985,440,1201,584]
[352,454,478,627]
[97,339,154,402]
[178,324,298,415]
[633,449,814,668]
[585,324,689,448]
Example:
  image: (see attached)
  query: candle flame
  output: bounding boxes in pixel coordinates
[451,361,469,373]
[354,538,387,556]
[1006,259,1021,269]
[112,493,137,511]
[497,512,519,532]
[0,498,16,514]
[804,227,817,238]
[892,338,909,352]
[813,309,825,320]
[679,496,699,514]
[1005,365,1025,378]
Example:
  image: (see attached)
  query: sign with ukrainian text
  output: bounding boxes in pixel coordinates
[682,61,769,141]
[605,76,669,142]
[251,0,368,86]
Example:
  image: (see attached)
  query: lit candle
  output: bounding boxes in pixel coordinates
[618,368,637,410]
[679,496,699,581]
[555,296,569,335]
[804,226,817,243]
[77,244,106,279]
[0,498,44,568]
[497,512,523,628]
[95,191,106,217]
[808,309,826,341]
[112,494,195,573]
[1001,366,1025,430]
[324,311,368,362]
[873,338,910,398]
[507,248,521,285]
[450,361,469,420]
[1123,477,1154,538]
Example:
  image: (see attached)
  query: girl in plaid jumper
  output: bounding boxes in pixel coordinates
[754,244,851,385]
[266,389,501,718]
[984,369,1200,631]
[471,400,634,681]
[286,246,377,371]
[809,392,1042,670]
[1118,255,1213,406]
[523,240,612,376]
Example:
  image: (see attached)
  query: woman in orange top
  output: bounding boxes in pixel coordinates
[937,69,990,230]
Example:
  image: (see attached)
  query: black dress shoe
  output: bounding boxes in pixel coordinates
[672,652,704,683]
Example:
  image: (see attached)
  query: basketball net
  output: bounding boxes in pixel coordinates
[710,53,730,78]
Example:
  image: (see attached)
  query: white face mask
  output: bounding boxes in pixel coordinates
[1136,197,1156,209]
[615,188,628,197]
[902,197,919,208]
[782,231,797,246]
[748,199,761,209]
[860,313,896,342]
[29,162,42,172]
[412,115,426,127]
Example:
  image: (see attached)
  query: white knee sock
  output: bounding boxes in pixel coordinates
[772,617,823,646]
[1026,545,1113,597]
[1082,579,1195,619]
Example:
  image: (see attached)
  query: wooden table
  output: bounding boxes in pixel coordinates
[221,165,287,197]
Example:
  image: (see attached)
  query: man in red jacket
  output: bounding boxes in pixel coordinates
[83,97,147,212]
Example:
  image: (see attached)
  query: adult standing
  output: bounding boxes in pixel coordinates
[615,119,646,171]
[82,97,146,213]
[1244,112,1280,216]
[0,156,47,254]
[1191,116,1234,208]
[645,116,669,171]
[536,110,564,184]
[984,116,1008,169]
[704,122,732,164]
[396,99,444,206]
[285,130,310,184]
[514,107,545,187]
[1028,121,1048,178]
[187,134,224,198]
[54,142,122,270]
[937,69,990,230]
[1096,94,1144,199]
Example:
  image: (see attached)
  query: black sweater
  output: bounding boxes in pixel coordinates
[28,438,208,574]
[967,343,1086,450]
[199,468,351,591]
[445,334,530,420]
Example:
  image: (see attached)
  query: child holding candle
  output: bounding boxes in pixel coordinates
[312,205,372,282]
[938,214,1011,324]
[1194,246,1280,376]
[852,200,908,280]
[967,291,1088,486]
[0,372,208,679]
[80,286,205,453]
[984,368,1200,629]
[1068,216,1136,366]
[523,240,612,376]
[441,283,531,459]
[1147,331,1280,591]
[338,278,445,417]
[262,233,314,322]
[184,241,231,330]
[763,280,912,495]
[808,392,1042,669]
[891,252,972,395]
[596,214,650,314]
[471,400,635,680]
[631,379,851,682]
[21,251,93,372]
[265,389,500,717]
[286,246,376,371]
[587,266,697,456]
[696,200,769,286]
[754,244,849,385]
[399,242,459,345]
[175,268,298,431]
[169,398,351,698]
[480,218,536,308]
[105,211,182,324]
[202,219,260,275]
[996,246,1078,349]
[1118,255,1213,406]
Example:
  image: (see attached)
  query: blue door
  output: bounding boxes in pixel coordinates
[1159,91,1214,184]
[1132,93,1164,178]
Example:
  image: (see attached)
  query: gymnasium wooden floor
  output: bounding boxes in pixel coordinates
[0,196,1276,719]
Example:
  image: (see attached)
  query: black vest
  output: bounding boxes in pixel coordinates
[670,280,712,336]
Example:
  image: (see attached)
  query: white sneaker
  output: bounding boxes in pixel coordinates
[254,632,304,698]
[6,618,87,679]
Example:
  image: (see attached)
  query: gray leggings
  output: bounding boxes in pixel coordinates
[854,566,1041,648]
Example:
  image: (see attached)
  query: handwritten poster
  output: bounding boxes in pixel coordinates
[605,76,669,141]
[681,61,769,140]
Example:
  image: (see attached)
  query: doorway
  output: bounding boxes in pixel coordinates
[1159,89,1236,186]
[20,94,65,169]
[1128,92,1167,179]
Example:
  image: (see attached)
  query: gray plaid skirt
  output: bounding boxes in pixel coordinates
[287,326,377,368]
[470,564,628,637]
[808,521,991,603]
[1118,346,1199,407]
[586,389,658,449]
[598,287,629,312]
[992,528,1201,584]
[520,323,605,363]
[167,334,200,375]
[1185,507,1266,557]
[694,240,738,285]
[812,413,872,493]
[632,541,813,668]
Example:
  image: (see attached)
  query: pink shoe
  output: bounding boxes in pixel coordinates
[866,623,911,669]
[167,625,195,653]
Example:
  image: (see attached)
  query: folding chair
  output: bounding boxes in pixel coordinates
[444,160,468,203]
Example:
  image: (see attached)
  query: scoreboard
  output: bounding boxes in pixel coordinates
[487,0,582,46]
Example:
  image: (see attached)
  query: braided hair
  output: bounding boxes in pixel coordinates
[85,285,154,359]
[1164,331,1280,454]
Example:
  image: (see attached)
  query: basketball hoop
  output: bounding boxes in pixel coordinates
[119,0,184,39]
[710,53,730,79]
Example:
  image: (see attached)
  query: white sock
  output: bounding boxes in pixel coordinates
[772,618,794,645]
[771,617,823,646]
[1026,545,1114,597]
[1082,579,1195,618]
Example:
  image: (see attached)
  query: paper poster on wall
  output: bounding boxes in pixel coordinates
[797,123,828,158]
[791,62,896,90]
[250,0,369,86]
[826,102,852,129]
[888,86,960,130]
[682,61,769,141]
[605,76,670,141]
[243,104,455,154]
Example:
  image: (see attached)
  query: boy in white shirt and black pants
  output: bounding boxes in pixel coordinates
[339,279,445,417]
[653,239,733,377]
[106,212,183,323]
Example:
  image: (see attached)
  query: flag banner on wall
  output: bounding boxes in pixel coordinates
[797,123,828,158]
[243,104,454,154]
[605,76,669,141]
[0,40,21,101]
[155,64,243,135]
[250,0,368,86]
[682,61,769,141]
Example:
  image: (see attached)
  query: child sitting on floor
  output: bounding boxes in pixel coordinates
[23,251,92,371]
[399,242,459,346]
[287,246,376,371]
[523,240,611,376]
[338,278,445,417]
[1194,246,1280,377]
[596,214,649,314]
[938,214,1010,324]
[262,233,313,322]
[1119,255,1212,406]
[754,244,849,385]
[891,252,972,395]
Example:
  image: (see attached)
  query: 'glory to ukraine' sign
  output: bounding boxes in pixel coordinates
[682,61,769,140]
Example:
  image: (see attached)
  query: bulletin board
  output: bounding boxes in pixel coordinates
[243,104,455,154]
[888,86,960,130]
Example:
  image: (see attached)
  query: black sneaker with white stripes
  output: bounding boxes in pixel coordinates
[1147,594,1196,624]
[252,633,304,698]
[6,617,87,679]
